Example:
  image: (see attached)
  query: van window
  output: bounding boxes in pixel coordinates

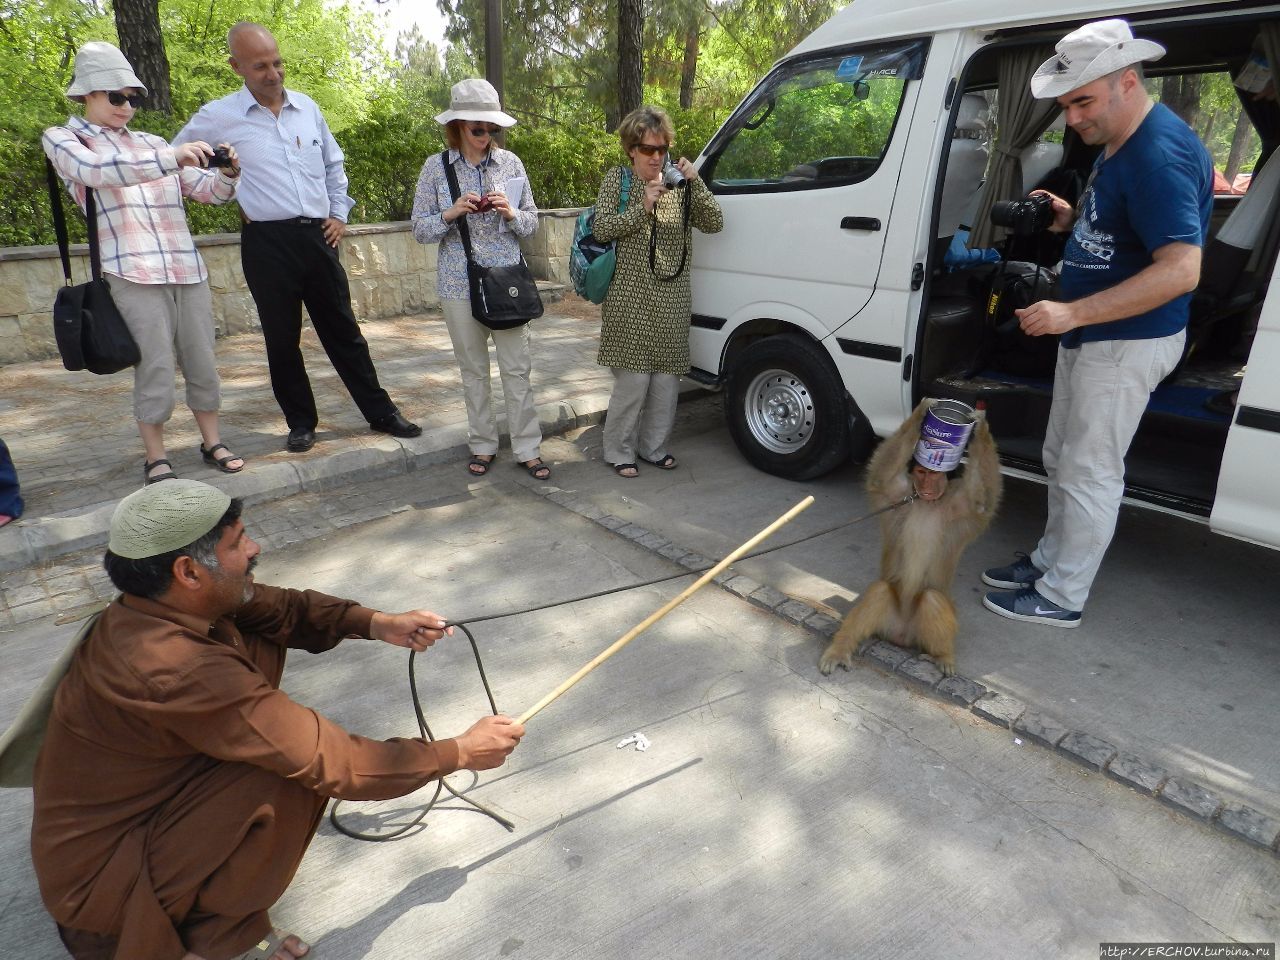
[703,39,928,193]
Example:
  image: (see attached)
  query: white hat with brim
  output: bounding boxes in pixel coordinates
[434,78,517,128]
[65,41,148,100]
[1031,19,1165,100]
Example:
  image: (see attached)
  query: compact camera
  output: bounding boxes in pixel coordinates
[473,195,494,212]
[661,154,687,190]
[207,146,233,169]
[989,192,1054,236]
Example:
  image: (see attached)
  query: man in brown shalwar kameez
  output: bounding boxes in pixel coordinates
[30,480,525,960]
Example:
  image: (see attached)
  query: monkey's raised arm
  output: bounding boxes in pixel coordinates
[865,399,932,506]
[950,415,1003,521]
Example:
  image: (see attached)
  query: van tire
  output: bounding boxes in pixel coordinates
[725,334,851,480]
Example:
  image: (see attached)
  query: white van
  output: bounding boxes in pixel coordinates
[689,0,1280,550]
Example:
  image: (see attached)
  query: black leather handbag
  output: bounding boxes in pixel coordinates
[441,151,544,330]
[45,155,140,375]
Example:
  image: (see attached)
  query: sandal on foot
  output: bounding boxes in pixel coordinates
[467,454,494,476]
[232,929,309,960]
[521,458,551,480]
[143,458,176,485]
[200,442,245,474]
[639,453,677,470]
[610,462,639,478]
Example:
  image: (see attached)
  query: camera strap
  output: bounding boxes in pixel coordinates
[648,184,692,281]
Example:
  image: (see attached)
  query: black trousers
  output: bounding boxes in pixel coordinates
[240,220,396,430]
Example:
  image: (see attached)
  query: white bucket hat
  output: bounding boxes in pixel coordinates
[434,78,516,128]
[65,41,148,100]
[1031,19,1165,100]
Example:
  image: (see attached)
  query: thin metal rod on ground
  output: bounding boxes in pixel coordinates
[516,495,815,725]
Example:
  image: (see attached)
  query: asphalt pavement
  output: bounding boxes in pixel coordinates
[1,298,1278,955]
[1,446,1276,959]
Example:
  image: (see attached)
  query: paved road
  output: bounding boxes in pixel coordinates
[2,407,1277,959]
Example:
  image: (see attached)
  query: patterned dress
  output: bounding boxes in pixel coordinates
[593,165,723,375]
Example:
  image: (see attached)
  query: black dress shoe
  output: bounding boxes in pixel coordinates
[370,411,422,438]
[286,427,316,452]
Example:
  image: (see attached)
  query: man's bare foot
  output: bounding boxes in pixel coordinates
[182,930,309,960]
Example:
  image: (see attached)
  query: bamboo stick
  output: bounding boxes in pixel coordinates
[516,495,815,725]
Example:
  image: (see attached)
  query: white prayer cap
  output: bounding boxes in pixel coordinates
[108,480,232,560]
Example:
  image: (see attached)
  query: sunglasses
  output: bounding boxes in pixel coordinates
[468,126,500,137]
[632,143,669,157]
[105,91,144,108]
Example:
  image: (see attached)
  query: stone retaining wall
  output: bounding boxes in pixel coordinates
[0,209,582,367]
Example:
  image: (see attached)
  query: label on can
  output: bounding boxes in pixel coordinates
[913,400,976,473]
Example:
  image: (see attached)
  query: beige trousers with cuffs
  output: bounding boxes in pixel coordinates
[440,298,543,462]
[104,275,221,424]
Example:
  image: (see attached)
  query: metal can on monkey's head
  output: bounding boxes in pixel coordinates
[914,399,976,473]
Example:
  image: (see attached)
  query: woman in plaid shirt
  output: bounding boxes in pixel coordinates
[43,43,245,485]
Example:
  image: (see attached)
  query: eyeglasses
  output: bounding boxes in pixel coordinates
[468,126,500,137]
[632,143,669,157]
[106,91,144,108]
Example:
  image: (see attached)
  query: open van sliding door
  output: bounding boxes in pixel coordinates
[693,39,928,479]
[1211,280,1280,549]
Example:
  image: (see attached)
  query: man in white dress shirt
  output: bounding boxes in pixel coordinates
[175,22,420,453]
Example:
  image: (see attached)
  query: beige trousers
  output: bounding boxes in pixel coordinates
[441,299,543,462]
[603,369,680,465]
[104,275,220,424]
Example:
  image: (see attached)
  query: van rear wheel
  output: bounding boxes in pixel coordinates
[725,335,851,480]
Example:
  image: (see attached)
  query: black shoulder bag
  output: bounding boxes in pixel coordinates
[440,150,544,330]
[45,153,140,375]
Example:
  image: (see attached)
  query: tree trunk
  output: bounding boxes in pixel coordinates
[1159,75,1200,130]
[617,0,643,125]
[112,0,172,114]
[1224,108,1256,183]
[679,22,699,109]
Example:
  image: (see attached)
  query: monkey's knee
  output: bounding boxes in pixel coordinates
[912,588,958,675]
[820,581,895,675]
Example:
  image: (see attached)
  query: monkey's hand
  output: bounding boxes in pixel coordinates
[818,641,855,675]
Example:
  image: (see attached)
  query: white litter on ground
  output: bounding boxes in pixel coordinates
[616,732,650,752]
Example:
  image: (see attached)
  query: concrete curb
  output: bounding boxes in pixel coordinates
[525,478,1280,858]
[0,384,705,575]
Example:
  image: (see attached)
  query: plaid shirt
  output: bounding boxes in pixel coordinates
[42,116,237,285]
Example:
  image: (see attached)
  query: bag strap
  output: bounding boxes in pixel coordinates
[45,131,105,283]
[441,149,477,267]
[649,182,692,281]
[619,167,632,213]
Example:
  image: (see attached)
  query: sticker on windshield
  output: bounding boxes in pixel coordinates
[835,56,864,80]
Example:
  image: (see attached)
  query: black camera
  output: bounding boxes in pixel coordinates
[207,146,233,169]
[990,192,1054,236]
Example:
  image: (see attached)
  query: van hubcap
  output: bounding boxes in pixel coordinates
[743,368,814,453]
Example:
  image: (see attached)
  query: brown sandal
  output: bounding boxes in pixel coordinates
[201,443,245,474]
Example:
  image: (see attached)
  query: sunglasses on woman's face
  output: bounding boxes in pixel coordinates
[105,91,144,108]
[468,126,500,137]
[632,143,668,157]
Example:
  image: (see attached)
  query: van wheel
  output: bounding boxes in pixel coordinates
[725,335,851,480]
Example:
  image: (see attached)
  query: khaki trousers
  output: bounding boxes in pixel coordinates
[441,299,543,462]
[603,369,680,465]
[104,275,220,424]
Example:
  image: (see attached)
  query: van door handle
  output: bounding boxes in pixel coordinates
[840,216,881,231]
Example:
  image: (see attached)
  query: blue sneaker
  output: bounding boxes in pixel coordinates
[983,587,1081,628]
[982,552,1042,589]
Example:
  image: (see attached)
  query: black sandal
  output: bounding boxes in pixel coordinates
[200,443,245,474]
[610,462,639,478]
[521,458,551,480]
[143,458,177,485]
[639,453,677,470]
[468,455,494,476]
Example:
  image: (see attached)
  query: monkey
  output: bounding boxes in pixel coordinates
[819,399,1002,677]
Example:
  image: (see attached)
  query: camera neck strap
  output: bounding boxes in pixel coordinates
[648,182,692,281]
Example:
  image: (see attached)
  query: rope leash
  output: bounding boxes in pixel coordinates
[329,493,917,842]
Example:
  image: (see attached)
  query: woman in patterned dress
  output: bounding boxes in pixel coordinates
[592,106,723,477]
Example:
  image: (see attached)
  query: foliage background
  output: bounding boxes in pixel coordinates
[0,0,839,246]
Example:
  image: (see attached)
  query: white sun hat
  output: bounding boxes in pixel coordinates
[1031,19,1165,100]
[65,42,148,101]
[434,78,517,128]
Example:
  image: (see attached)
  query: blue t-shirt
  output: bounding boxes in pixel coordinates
[1058,102,1213,347]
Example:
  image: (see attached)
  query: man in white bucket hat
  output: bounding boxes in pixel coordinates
[982,19,1213,627]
